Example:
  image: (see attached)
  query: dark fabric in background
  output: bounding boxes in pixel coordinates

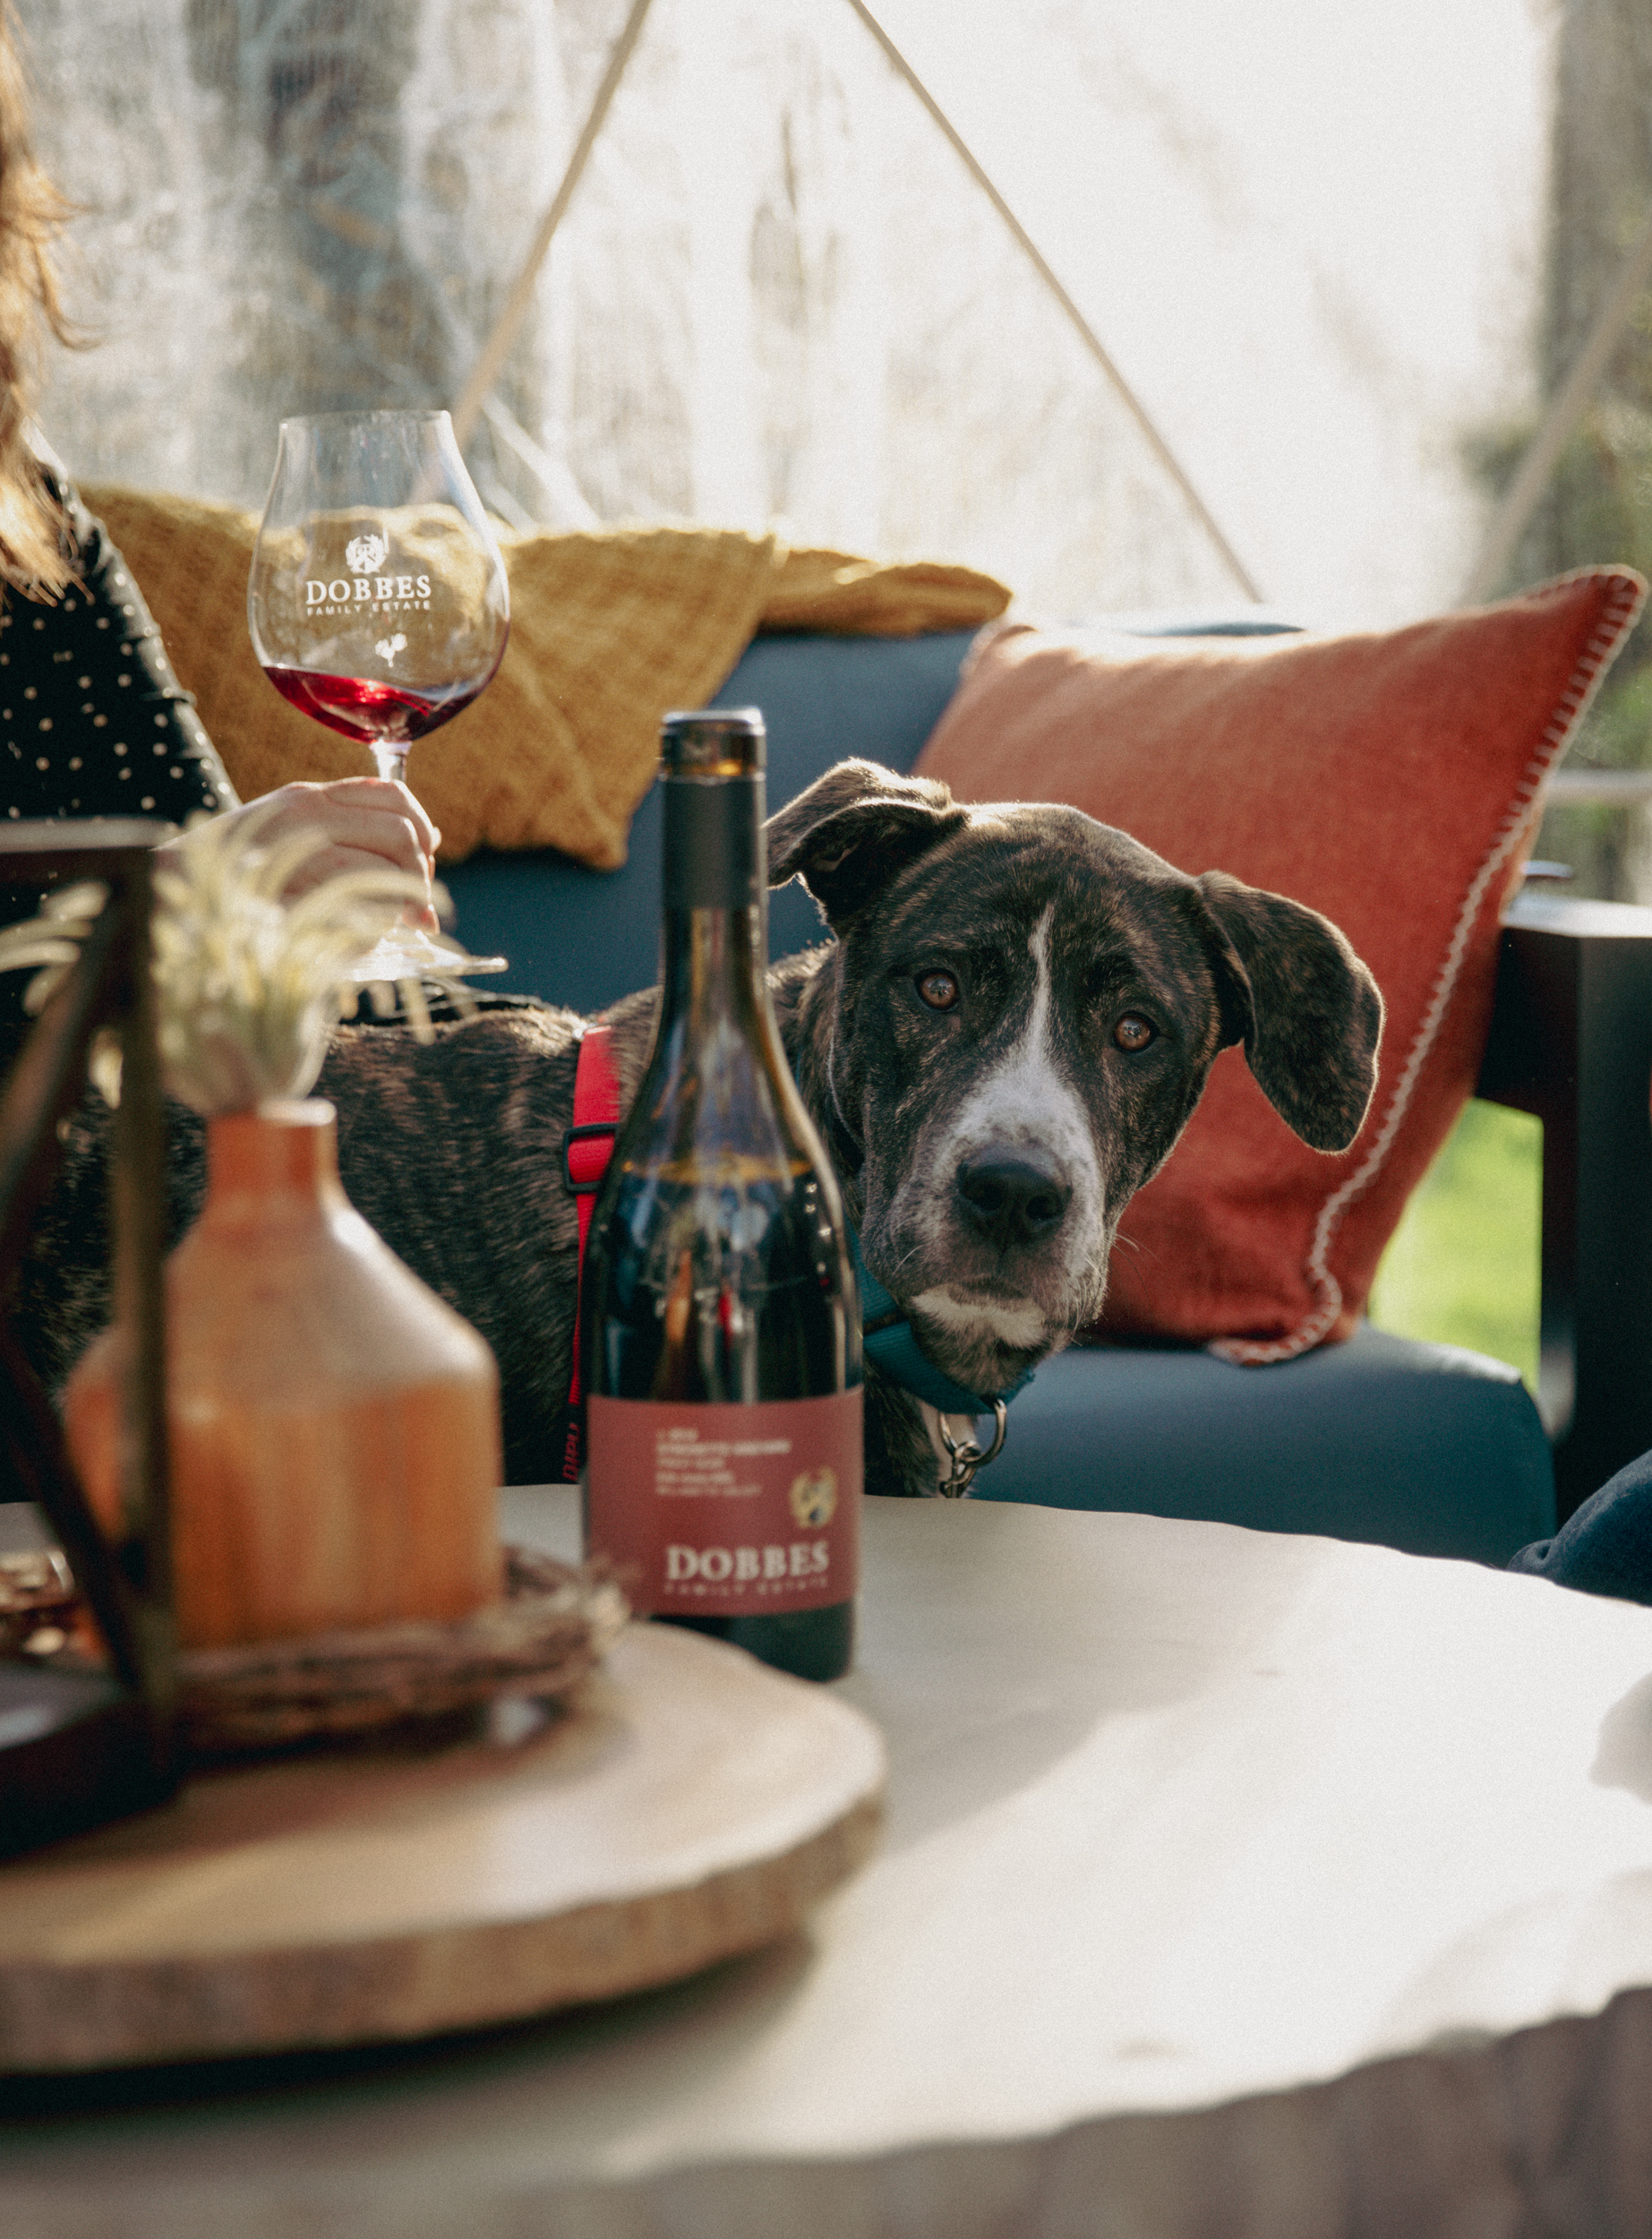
[1511,1450,1652,1602]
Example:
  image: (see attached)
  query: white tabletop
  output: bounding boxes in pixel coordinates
[6,1489,1652,2237]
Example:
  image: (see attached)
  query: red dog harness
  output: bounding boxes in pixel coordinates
[557,1021,621,1480]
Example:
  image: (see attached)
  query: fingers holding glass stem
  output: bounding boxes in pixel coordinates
[156,778,444,931]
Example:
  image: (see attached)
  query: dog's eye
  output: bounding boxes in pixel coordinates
[1113,1012,1155,1052]
[916,969,961,1012]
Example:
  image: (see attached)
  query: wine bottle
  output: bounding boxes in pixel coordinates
[581,709,861,1682]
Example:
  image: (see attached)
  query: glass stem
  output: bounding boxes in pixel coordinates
[372,744,409,786]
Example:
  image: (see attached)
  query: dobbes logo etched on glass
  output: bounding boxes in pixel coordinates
[302,529,433,615]
[346,530,389,576]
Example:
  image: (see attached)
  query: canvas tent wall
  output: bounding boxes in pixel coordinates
[19,0,1555,633]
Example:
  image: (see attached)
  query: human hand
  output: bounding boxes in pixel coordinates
[158,779,443,931]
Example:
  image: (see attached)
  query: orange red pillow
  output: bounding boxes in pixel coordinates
[914,570,1646,1359]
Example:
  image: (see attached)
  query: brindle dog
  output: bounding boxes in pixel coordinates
[17,760,1383,1498]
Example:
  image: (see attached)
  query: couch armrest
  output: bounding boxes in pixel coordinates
[1476,890,1652,1523]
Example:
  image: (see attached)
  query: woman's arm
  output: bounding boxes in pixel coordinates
[2,480,441,1017]
[2,476,235,828]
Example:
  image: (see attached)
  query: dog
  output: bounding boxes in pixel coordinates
[16,760,1383,1499]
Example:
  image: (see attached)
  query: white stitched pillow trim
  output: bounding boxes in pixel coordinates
[1212,566,1649,1368]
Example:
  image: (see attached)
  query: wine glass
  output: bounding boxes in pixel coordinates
[247,407,510,983]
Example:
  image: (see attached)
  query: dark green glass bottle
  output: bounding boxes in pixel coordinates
[581,710,861,1682]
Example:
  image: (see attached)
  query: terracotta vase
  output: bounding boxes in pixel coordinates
[64,1098,502,1651]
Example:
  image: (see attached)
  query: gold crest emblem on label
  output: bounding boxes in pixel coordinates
[789,1467,837,1529]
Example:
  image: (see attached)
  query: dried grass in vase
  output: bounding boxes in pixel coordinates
[0,800,495,1113]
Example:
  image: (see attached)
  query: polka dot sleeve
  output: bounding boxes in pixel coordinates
[0,474,241,1040]
[1,474,239,828]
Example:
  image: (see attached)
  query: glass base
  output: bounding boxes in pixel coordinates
[346,927,509,987]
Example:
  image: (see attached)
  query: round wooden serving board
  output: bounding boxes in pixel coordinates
[0,1624,886,2072]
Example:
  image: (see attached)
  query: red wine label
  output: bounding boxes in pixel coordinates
[586,1391,862,1617]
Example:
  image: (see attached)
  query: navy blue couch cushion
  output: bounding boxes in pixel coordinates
[988,1328,1552,1565]
[440,630,978,1013]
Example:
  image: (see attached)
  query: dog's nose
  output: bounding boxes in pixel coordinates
[955,1150,1071,1251]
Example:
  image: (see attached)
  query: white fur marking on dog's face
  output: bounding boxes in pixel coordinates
[908,1286,1047,1350]
[911,903,1104,1300]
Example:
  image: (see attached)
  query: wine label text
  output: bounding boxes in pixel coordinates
[586,1390,861,1616]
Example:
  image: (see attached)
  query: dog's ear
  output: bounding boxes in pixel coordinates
[766,759,969,929]
[1194,871,1383,1153]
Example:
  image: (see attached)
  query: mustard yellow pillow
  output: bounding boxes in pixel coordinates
[82,487,1011,867]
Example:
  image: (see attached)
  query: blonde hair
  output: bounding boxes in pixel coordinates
[0,4,78,598]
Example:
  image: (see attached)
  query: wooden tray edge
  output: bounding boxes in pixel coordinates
[0,1786,884,2073]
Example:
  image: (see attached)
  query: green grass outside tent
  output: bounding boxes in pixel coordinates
[1366,1100,1542,1391]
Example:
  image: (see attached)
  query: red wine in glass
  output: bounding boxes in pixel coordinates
[248,407,510,978]
[261,665,488,747]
